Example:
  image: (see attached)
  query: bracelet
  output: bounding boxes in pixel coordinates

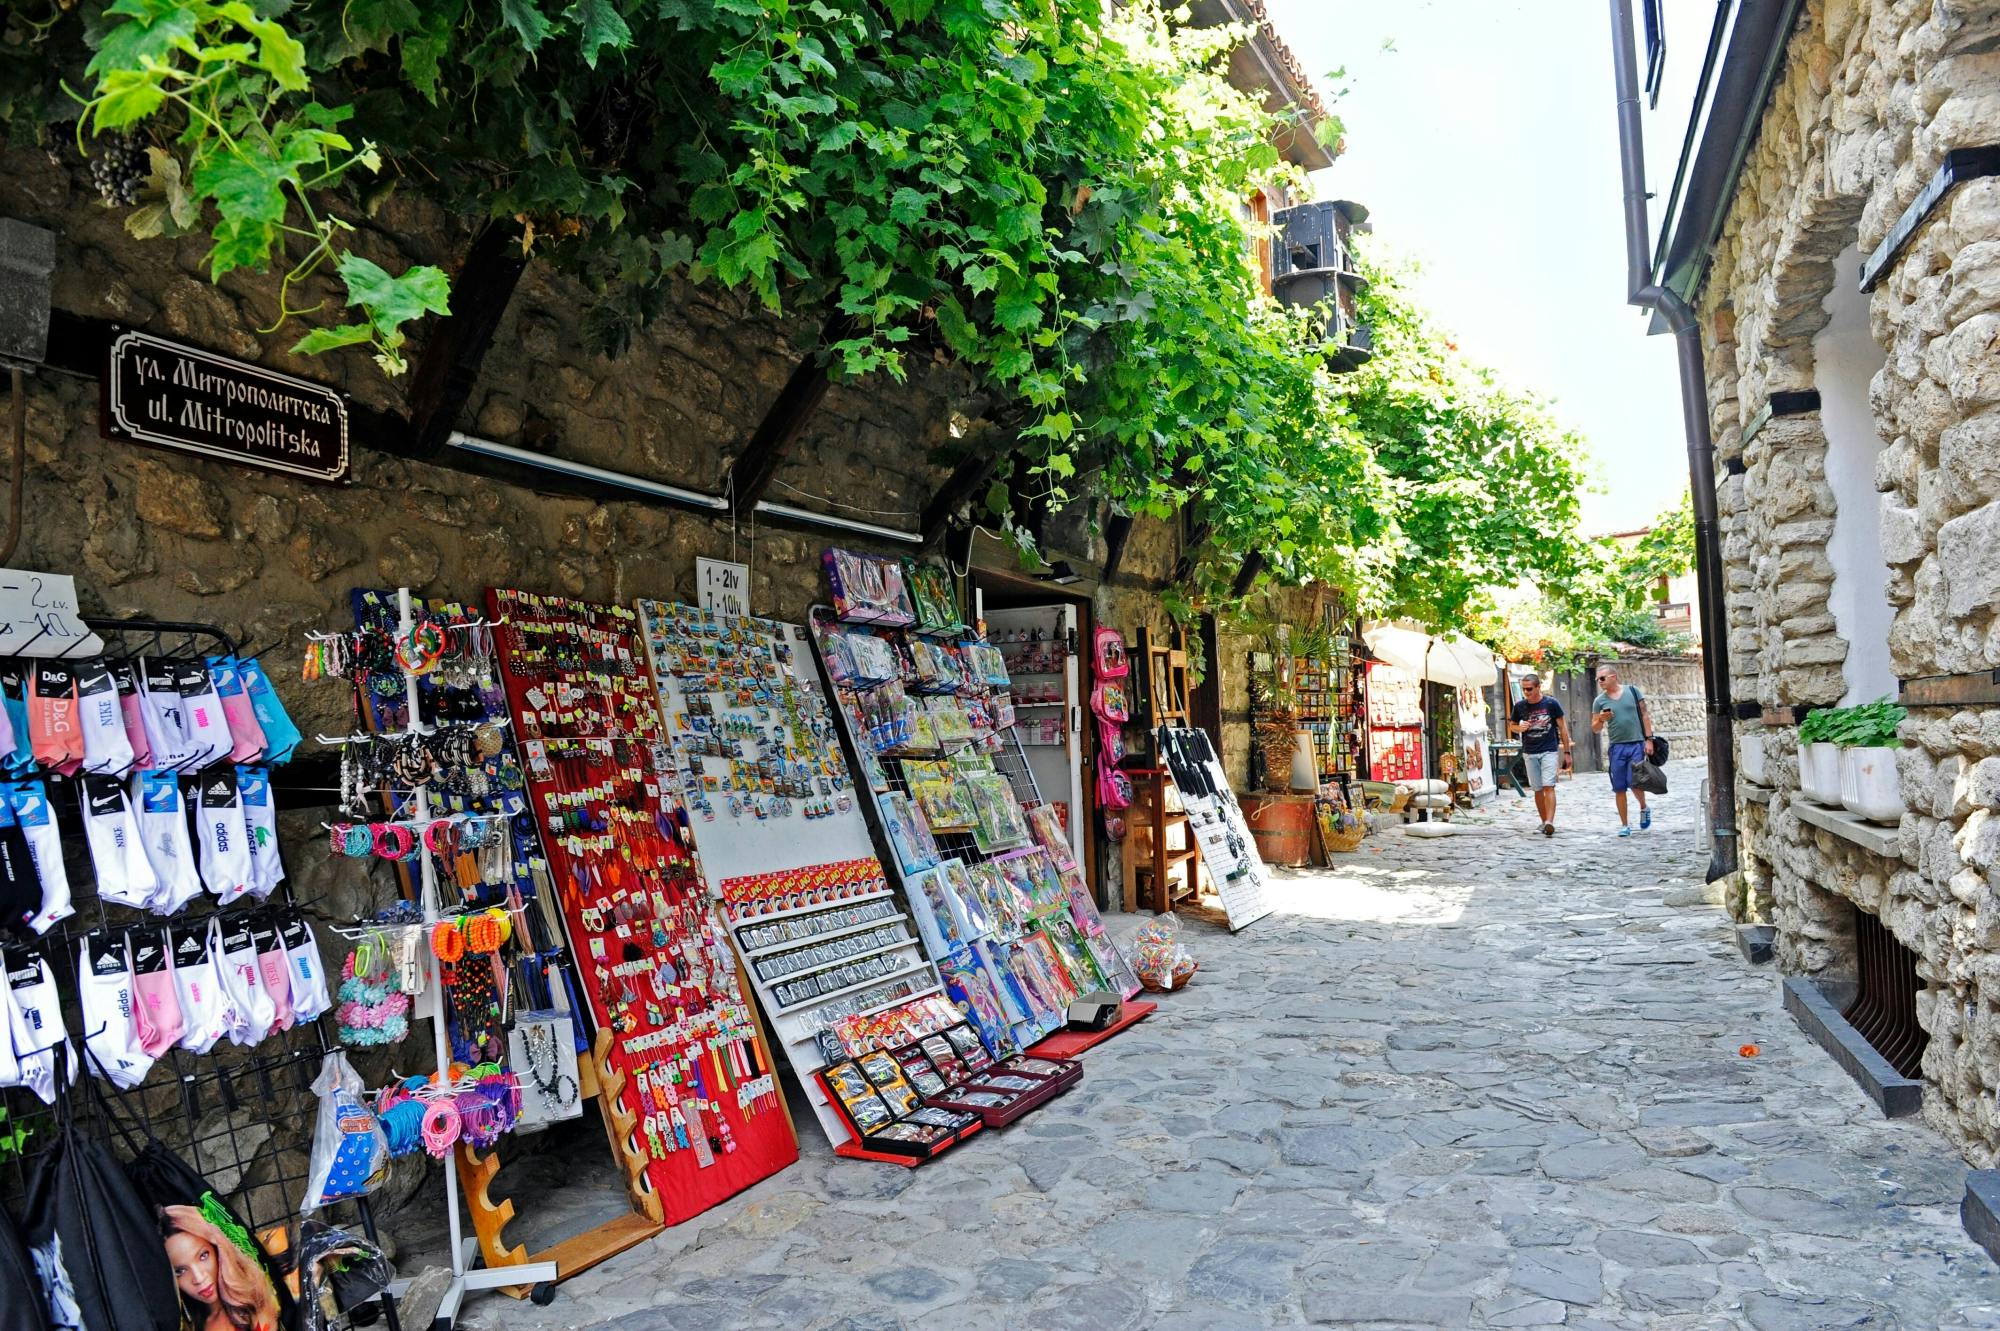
[463,909,507,955]
[431,920,466,964]
[421,1099,462,1157]
[425,818,459,857]
[373,822,416,860]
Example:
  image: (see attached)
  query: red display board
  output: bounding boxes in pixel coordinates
[486,588,797,1226]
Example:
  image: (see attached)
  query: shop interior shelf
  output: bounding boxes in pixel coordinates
[774,959,936,1016]
[726,887,895,927]
[740,913,908,958]
[758,936,922,982]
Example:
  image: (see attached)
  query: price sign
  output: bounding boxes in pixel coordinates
[697,557,751,617]
[0,569,105,658]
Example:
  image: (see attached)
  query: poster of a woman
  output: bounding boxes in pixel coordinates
[159,1205,282,1331]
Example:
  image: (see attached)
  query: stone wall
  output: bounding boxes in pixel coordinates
[1598,653,1708,760]
[1696,0,2000,1162]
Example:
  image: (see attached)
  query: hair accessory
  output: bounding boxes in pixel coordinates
[372,822,415,860]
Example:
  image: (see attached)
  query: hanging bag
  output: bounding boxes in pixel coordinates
[0,1199,52,1331]
[20,1047,181,1331]
[300,1052,388,1212]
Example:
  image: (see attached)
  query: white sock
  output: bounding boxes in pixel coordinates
[4,946,67,1104]
[0,959,19,1089]
[176,660,231,769]
[213,915,274,1047]
[132,770,204,914]
[8,782,70,935]
[195,768,254,904]
[76,663,134,776]
[282,914,332,1022]
[253,919,294,1031]
[78,932,153,1089]
[78,773,159,910]
[138,658,195,770]
[170,922,230,1055]
[237,766,283,899]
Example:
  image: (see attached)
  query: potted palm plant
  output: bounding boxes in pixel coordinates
[1795,707,1842,806]
[1832,699,1907,824]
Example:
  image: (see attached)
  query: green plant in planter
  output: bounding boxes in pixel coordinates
[1821,699,1907,748]
[1796,708,1834,745]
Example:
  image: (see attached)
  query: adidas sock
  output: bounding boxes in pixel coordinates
[79,773,159,910]
[76,662,133,776]
[195,767,254,903]
[170,922,229,1054]
[129,928,184,1058]
[9,781,72,934]
[78,932,152,1089]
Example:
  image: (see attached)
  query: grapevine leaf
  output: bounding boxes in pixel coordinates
[290,323,378,355]
[89,68,168,130]
[85,2,198,83]
[499,0,553,50]
[335,254,452,335]
[562,0,632,69]
[216,2,309,90]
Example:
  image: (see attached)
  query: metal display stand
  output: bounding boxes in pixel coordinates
[0,616,401,1329]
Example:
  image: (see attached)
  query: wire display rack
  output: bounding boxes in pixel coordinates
[0,615,399,1327]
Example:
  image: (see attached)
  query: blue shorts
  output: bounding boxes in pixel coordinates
[1608,741,1649,793]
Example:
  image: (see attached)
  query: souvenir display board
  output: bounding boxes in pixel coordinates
[1155,725,1273,932]
[1365,661,1424,783]
[633,599,942,1146]
[485,588,796,1227]
[1457,685,1492,800]
[809,554,1139,1054]
[0,615,395,1329]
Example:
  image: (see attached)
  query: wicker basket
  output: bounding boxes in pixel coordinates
[1316,802,1365,855]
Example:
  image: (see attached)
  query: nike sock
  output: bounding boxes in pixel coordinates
[252,918,294,1032]
[9,781,72,935]
[195,767,254,903]
[176,660,230,769]
[170,922,229,1055]
[237,658,302,765]
[4,946,67,1104]
[28,663,81,775]
[213,915,274,1047]
[282,914,331,1022]
[129,928,184,1058]
[76,662,133,776]
[111,662,153,770]
[132,770,204,914]
[79,773,159,910]
[78,932,152,1089]
[237,766,283,899]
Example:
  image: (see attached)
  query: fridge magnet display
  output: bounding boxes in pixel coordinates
[488,587,797,1227]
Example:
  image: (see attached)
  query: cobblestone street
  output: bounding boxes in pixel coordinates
[464,761,2000,1330]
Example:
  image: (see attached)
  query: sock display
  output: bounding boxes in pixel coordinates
[213,915,274,1047]
[176,659,230,769]
[76,661,134,775]
[112,662,153,769]
[78,932,153,1089]
[170,922,230,1055]
[196,767,254,904]
[282,914,332,1022]
[210,657,268,764]
[132,769,205,914]
[79,772,160,910]
[28,664,82,775]
[9,780,71,934]
[254,919,295,1032]
[4,946,67,1104]
[237,658,302,764]
[130,928,185,1058]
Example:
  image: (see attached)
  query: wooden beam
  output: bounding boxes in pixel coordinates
[1101,512,1134,583]
[1170,520,1211,588]
[1229,551,1267,599]
[725,314,852,517]
[921,451,1007,547]
[403,221,530,458]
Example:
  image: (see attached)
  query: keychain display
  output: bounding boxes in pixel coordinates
[489,587,796,1224]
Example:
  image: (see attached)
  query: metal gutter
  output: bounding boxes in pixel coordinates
[1651,0,1807,305]
[1610,0,1741,883]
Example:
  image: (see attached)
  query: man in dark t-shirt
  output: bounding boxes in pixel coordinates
[1508,672,1572,837]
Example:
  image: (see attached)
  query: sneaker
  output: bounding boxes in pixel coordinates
[1640,808,1652,830]
[1619,825,1633,838]
[1541,822,1555,837]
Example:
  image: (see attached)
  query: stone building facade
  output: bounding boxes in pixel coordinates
[1666,0,2000,1162]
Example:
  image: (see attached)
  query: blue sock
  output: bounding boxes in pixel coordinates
[237,658,303,765]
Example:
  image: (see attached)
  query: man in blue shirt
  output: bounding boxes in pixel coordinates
[1507,672,1572,837]
[1591,664,1656,837]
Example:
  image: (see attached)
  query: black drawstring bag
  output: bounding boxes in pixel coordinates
[93,1072,299,1331]
[0,1199,52,1331]
[20,1045,180,1331]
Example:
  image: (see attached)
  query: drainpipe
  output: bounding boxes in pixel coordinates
[1609,0,1739,883]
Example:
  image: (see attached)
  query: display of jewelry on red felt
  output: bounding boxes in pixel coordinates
[486,587,796,1222]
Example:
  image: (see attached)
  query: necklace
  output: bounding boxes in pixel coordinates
[522,1022,578,1108]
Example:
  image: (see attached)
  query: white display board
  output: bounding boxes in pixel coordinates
[1156,725,1273,932]
[636,599,943,1145]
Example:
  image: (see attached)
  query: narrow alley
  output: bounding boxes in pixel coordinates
[468,762,2000,1330]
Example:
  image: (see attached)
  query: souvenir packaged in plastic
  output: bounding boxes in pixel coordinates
[903,562,961,633]
[824,549,916,625]
[876,792,940,873]
[965,771,1031,853]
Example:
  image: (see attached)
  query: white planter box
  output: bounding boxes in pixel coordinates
[1799,742,1842,805]
[1839,745,1905,824]
[1740,732,1767,785]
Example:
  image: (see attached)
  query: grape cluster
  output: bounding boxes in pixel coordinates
[86,133,149,206]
